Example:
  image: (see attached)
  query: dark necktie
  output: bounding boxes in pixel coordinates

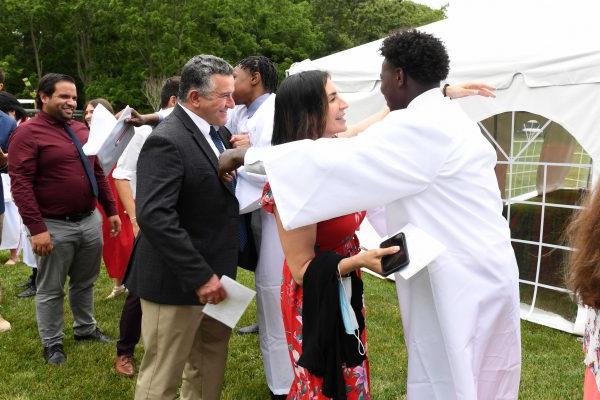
[64,124,98,197]
[208,126,248,251]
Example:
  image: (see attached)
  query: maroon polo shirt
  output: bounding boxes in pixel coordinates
[8,111,117,235]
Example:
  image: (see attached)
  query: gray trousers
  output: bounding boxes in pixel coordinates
[35,210,103,347]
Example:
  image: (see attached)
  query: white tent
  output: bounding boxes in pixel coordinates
[289,0,600,334]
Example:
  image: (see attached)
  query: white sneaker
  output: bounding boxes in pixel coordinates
[0,315,11,332]
[106,285,127,299]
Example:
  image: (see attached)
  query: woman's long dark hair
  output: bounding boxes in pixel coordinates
[271,70,329,145]
[567,187,600,307]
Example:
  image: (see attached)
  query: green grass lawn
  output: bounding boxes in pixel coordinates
[0,254,584,399]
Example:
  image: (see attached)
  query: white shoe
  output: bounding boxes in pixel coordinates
[0,315,11,332]
[106,285,127,299]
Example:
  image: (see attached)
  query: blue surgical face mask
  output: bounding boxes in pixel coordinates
[338,276,365,355]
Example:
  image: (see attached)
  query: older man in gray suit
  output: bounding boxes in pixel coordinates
[125,55,239,400]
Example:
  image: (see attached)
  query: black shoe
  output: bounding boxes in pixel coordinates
[17,285,36,298]
[236,323,259,335]
[43,343,66,365]
[74,327,113,343]
[270,391,287,399]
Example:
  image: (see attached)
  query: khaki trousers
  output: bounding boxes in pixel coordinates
[134,299,232,400]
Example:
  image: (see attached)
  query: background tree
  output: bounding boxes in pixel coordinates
[0,0,443,112]
[310,0,444,57]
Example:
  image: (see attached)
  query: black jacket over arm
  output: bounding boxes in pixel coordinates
[298,252,366,399]
[125,105,239,305]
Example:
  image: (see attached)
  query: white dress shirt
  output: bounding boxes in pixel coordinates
[112,107,173,196]
[179,104,221,158]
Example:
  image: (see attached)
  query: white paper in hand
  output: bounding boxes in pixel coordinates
[394,223,446,280]
[202,276,256,329]
[97,106,135,175]
[83,103,115,156]
[83,104,136,174]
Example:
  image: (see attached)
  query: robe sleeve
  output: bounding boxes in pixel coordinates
[253,110,455,230]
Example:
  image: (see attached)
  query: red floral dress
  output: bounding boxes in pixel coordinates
[262,183,371,400]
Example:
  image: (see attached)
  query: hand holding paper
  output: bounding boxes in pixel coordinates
[202,276,256,329]
[83,104,136,174]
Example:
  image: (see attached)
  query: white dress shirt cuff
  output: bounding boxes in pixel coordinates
[244,147,267,175]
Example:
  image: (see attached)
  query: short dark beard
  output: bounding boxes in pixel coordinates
[44,106,72,122]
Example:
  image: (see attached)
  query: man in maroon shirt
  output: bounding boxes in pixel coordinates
[8,73,121,365]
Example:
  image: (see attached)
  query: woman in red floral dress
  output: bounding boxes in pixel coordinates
[84,99,134,299]
[262,71,399,400]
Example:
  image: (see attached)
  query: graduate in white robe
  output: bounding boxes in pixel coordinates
[1,173,36,268]
[226,56,294,398]
[221,31,521,400]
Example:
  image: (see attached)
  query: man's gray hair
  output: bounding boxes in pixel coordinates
[178,55,233,100]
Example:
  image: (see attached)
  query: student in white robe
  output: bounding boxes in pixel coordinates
[219,30,521,400]
[1,173,36,269]
[221,56,487,398]
[225,56,293,399]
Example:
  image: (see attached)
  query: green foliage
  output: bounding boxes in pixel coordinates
[350,0,445,44]
[309,0,444,58]
[0,0,443,111]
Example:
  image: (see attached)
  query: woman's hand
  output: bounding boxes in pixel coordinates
[339,246,400,276]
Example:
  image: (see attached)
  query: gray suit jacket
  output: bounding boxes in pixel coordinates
[125,104,239,305]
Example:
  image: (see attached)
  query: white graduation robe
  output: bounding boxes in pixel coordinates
[1,174,36,268]
[246,89,521,400]
[227,95,294,394]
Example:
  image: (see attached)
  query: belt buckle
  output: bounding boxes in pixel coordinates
[65,211,91,222]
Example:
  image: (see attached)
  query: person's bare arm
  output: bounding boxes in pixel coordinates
[338,108,390,138]
[445,82,496,99]
[273,207,316,285]
[114,178,139,236]
[273,207,398,284]
[117,109,161,127]
[338,83,495,138]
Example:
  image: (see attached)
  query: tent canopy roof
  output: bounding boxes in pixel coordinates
[289,0,600,90]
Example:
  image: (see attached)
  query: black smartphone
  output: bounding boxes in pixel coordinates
[379,232,410,276]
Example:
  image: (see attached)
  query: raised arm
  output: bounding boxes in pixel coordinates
[444,82,496,99]
[338,108,390,138]
[338,82,494,139]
